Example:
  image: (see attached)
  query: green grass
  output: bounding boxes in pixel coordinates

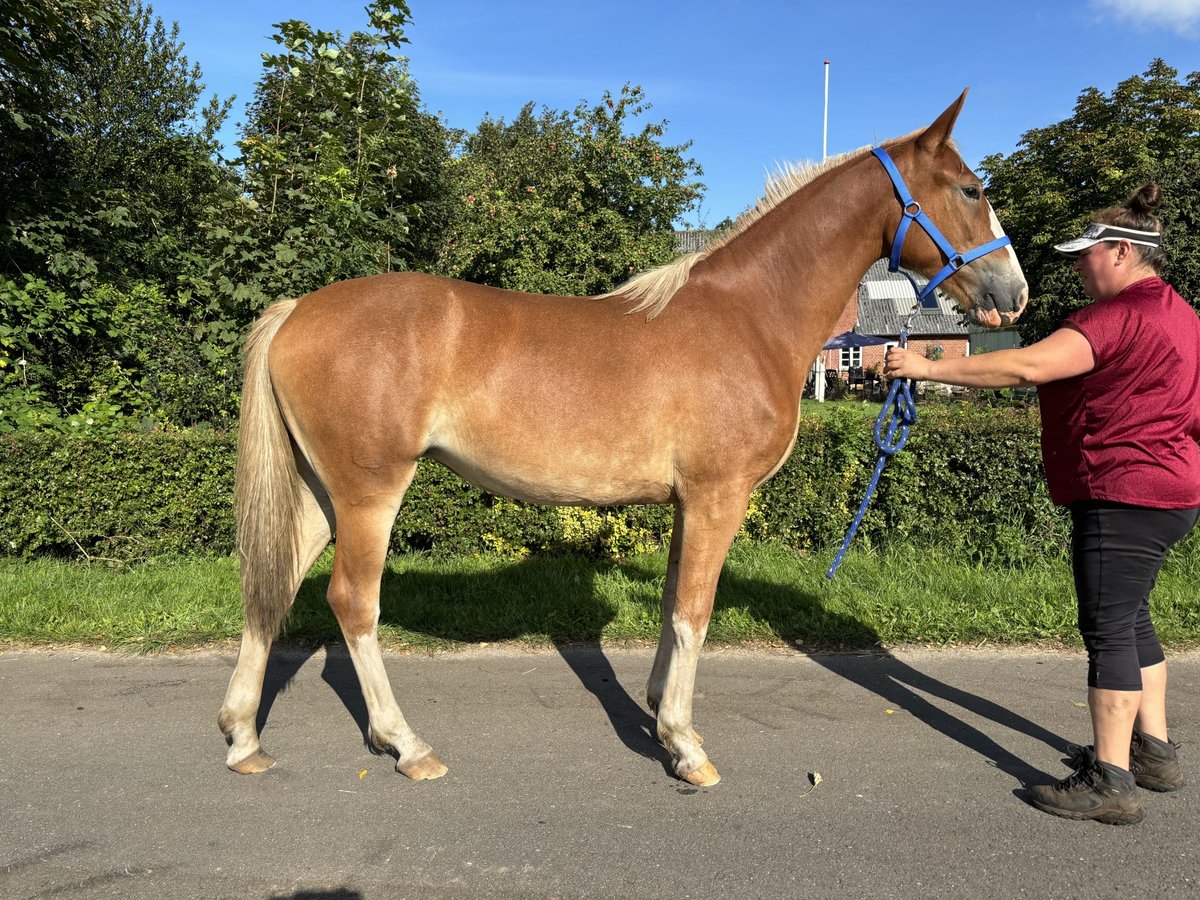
[4,542,1198,652]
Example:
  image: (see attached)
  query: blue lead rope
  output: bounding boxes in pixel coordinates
[825,327,918,580]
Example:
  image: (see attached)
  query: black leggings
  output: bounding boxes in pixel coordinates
[1070,502,1200,691]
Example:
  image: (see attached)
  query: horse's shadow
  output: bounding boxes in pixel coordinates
[256,549,1068,785]
[259,553,671,772]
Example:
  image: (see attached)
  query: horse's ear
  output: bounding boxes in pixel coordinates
[916,89,969,155]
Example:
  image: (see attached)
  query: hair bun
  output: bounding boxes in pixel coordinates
[1128,182,1162,215]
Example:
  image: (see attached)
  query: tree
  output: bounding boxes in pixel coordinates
[201,0,452,314]
[0,0,244,431]
[0,277,240,431]
[435,84,704,295]
[0,0,108,132]
[0,0,234,288]
[980,60,1200,344]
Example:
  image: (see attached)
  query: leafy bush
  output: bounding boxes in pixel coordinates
[0,405,1069,565]
[0,277,240,433]
[744,404,1068,567]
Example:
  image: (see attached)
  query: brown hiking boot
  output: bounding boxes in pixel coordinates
[1130,729,1185,792]
[1029,748,1144,825]
[1067,730,1185,792]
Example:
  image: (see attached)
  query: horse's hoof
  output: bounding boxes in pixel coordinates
[397,752,448,781]
[228,749,276,774]
[683,760,720,787]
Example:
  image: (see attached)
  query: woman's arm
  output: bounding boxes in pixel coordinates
[883,326,1096,389]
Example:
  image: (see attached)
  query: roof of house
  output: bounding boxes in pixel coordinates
[855,259,969,337]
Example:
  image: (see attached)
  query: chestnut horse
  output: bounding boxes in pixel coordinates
[219,92,1027,786]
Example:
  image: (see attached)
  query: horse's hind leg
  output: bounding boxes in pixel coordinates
[219,473,332,772]
[326,470,447,780]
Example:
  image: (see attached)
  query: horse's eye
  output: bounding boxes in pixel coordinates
[961,185,981,201]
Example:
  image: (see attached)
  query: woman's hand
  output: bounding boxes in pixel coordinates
[884,346,932,382]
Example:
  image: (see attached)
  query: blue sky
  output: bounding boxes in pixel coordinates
[150,0,1200,226]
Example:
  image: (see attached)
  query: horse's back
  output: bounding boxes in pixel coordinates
[276,271,636,354]
[264,273,696,504]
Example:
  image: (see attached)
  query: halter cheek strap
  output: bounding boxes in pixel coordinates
[871,147,1011,309]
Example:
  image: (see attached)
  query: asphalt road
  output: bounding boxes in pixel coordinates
[2,644,1198,899]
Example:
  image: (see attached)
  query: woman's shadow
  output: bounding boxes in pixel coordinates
[255,548,1068,787]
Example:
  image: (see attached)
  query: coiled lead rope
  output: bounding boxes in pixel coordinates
[825,310,920,579]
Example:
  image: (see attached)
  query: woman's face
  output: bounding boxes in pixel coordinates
[1072,241,1126,300]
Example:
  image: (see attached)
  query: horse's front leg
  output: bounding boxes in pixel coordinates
[647,507,683,714]
[654,492,749,787]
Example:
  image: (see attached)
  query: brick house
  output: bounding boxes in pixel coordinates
[817,258,970,377]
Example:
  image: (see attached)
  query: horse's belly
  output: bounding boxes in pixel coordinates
[426,444,674,507]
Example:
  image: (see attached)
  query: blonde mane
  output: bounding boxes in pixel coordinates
[601,141,885,319]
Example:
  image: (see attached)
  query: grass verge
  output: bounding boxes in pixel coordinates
[2,542,1198,653]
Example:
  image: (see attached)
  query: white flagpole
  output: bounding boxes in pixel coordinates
[822,59,830,161]
[813,60,833,401]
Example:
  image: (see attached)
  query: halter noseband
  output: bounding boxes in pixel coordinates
[872,147,1011,309]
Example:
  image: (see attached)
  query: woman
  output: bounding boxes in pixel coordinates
[885,183,1200,826]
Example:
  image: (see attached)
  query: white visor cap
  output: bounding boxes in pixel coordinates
[1053,223,1161,257]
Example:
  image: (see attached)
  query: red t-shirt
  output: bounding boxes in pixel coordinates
[1037,276,1200,508]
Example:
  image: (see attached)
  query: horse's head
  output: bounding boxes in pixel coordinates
[881,91,1028,328]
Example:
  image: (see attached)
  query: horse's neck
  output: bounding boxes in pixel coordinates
[710,152,892,357]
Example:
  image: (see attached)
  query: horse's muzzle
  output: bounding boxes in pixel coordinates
[970,275,1028,328]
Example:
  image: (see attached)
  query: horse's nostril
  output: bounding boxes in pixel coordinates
[991,290,1021,315]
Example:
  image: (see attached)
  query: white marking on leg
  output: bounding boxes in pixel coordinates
[345,630,435,765]
[647,509,684,712]
[219,631,271,766]
[656,616,709,777]
[647,618,674,712]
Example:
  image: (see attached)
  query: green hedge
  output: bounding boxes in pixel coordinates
[0,430,237,559]
[0,406,1072,565]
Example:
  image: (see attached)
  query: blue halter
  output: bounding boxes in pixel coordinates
[825,148,1012,579]
[871,146,1011,308]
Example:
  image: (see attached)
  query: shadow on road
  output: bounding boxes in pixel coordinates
[252,551,1064,786]
[808,651,1065,784]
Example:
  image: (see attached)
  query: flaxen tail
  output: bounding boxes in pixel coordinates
[236,298,301,641]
